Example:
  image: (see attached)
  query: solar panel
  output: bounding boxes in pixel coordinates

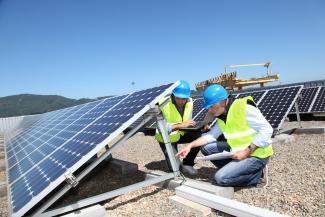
[5,82,178,217]
[236,90,266,104]
[0,114,42,137]
[8,100,105,183]
[231,79,325,93]
[257,86,302,129]
[290,87,319,113]
[311,86,325,112]
[192,91,266,123]
[192,98,203,117]
[196,86,302,130]
[192,98,207,122]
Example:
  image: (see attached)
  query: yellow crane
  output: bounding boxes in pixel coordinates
[195,62,280,92]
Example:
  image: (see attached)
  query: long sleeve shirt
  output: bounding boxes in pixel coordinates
[201,105,273,148]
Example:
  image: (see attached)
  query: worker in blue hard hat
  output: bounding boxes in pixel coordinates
[176,84,273,187]
[155,80,201,176]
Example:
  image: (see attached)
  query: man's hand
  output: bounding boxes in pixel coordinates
[181,120,196,128]
[176,144,192,159]
[231,148,251,160]
[202,124,209,131]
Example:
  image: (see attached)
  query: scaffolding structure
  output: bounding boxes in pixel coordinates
[195,62,280,91]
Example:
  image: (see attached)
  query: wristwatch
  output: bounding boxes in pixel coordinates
[248,144,257,152]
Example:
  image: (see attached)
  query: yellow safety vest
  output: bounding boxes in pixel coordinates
[155,97,193,143]
[217,96,273,158]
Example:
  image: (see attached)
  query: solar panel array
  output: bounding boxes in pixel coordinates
[191,86,303,130]
[310,86,325,112]
[235,90,266,104]
[5,82,178,217]
[290,86,325,113]
[290,87,319,113]
[0,115,41,136]
[257,86,302,129]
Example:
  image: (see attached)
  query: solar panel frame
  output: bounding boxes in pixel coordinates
[6,82,179,217]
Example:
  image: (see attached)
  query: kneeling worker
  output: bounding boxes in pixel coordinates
[176,84,273,186]
[155,80,201,175]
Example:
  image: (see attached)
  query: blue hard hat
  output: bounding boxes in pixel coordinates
[172,80,191,98]
[203,84,228,109]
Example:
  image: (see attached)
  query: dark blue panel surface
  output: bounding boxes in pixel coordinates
[205,87,302,130]
[257,86,301,129]
[192,98,207,122]
[290,87,319,113]
[311,86,325,112]
[192,98,204,118]
[236,90,265,103]
[6,107,74,162]
[7,82,175,217]
[7,100,104,184]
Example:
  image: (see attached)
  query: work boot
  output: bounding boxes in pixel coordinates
[256,165,268,188]
[180,165,198,176]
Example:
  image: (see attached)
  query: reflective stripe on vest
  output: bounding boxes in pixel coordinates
[155,97,193,143]
[223,128,256,140]
[217,96,273,158]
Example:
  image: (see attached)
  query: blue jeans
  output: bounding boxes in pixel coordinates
[201,142,269,187]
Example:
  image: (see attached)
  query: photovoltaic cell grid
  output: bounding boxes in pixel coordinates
[311,86,325,112]
[236,90,266,104]
[290,87,319,113]
[257,86,302,129]
[191,92,263,123]
[5,111,66,165]
[191,86,302,130]
[6,107,81,159]
[288,86,325,114]
[192,98,207,122]
[7,100,106,183]
[2,115,43,141]
[5,82,177,217]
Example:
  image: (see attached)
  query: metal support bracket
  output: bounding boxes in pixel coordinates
[294,101,302,128]
[64,171,78,187]
[156,111,181,177]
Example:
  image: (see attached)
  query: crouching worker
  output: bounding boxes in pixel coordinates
[176,84,273,187]
[155,80,201,176]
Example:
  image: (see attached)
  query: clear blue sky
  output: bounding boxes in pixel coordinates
[0,0,324,99]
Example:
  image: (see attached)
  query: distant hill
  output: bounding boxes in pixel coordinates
[0,94,105,118]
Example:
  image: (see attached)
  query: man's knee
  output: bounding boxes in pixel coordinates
[200,145,209,156]
[214,171,232,186]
